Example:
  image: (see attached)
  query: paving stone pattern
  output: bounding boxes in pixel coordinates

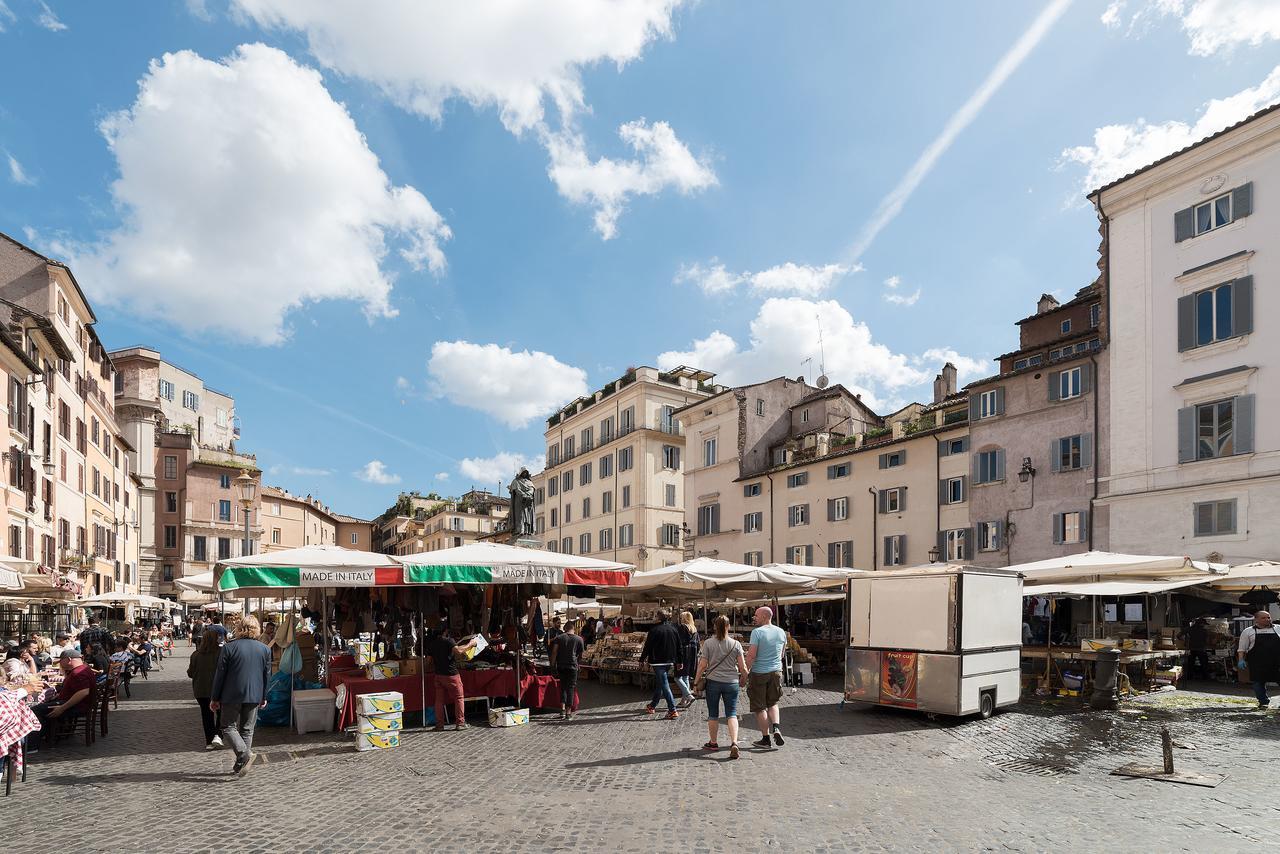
[6,648,1278,853]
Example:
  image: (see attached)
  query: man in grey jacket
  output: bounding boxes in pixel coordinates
[210,615,273,776]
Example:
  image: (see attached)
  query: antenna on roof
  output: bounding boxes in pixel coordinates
[815,314,829,388]
[801,357,812,385]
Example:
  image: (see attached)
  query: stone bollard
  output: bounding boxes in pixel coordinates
[1091,647,1121,709]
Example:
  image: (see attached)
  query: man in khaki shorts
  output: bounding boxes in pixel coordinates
[744,606,788,749]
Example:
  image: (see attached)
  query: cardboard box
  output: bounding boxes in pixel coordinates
[355,731,400,751]
[356,691,404,715]
[1081,638,1120,652]
[1121,639,1153,652]
[457,634,488,662]
[365,661,400,680]
[399,658,419,676]
[357,711,403,734]
[354,641,375,666]
[487,706,529,727]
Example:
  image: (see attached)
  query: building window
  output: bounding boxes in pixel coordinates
[192,536,207,561]
[1194,192,1232,235]
[580,462,592,484]
[163,525,177,549]
[703,437,717,467]
[563,505,571,524]
[880,488,902,514]
[602,491,613,513]
[165,491,177,513]
[1189,280,1243,349]
[978,521,1003,552]
[788,504,809,527]
[772,447,786,466]
[744,482,762,498]
[183,390,199,411]
[271,528,281,544]
[978,388,1002,419]
[661,445,681,470]
[1196,398,1235,460]
[756,399,765,416]
[1193,500,1237,536]
[599,454,613,477]
[1053,511,1087,545]
[884,535,905,567]
[744,551,763,566]
[582,498,590,519]
[350,532,358,545]
[620,406,635,434]
[580,532,592,553]
[561,537,573,555]
[219,473,231,489]
[563,436,575,459]
[664,484,676,507]
[975,449,1005,484]
[697,504,720,536]
[788,545,812,566]
[548,477,558,497]
[880,451,904,469]
[1056,366,1083,400]
[1055,435,1091,472]
[581,427,593,451]
[159,380,174,401]
[600,417,615,444]
[619,447,633,472]
[164,455,178,480]
[945,529,968,561]
[622,486,631,508]
[744,512,763,533]
[562,471,574,492]
[827,463,850,479]
[547,445,560,467]
[162,563,174,582]
[600,527,613,550]
[946,477,964,504]
[787,472,808,488]
[619,524,634,547]
[828,540,852,568]
[1089,303,1101,328]
[1012,354,1044,371]
[550,508,558,528]
[1060,319,1071,335]
[660,524,680,547]
[800,408,810,423]
[218,500,232,522]
[830,496,849,521]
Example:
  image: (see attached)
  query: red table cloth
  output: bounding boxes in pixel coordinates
[330,669,576,729]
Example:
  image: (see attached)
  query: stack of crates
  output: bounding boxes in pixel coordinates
[355,690,403,751]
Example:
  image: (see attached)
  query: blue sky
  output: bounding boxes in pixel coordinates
[1,1,1278,519]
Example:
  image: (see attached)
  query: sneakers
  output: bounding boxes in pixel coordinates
[665,710,680,720]
[455,723,468,731]
[753,735,772,749]
[204,742,216,751]
[729,743,740,760]
[211,735,223,748]
[643,706,656,715]
[771,725,785,746]
[232,753,254,776]
[432,724,445,732]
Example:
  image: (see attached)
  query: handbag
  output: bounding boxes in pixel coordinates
[694,642,736,695]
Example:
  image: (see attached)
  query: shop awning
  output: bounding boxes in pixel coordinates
[0,563,21,591]
[762,564,871,589]
[615,557,819,599]
[175,571,215,593]
[1208,560,1280,591]
[1024,577,1213,597]
[396,542,633,586]
[78,592,175,609]
[1009,551,1225,586]
[217,545,401,591]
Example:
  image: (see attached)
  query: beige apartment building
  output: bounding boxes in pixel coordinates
[680,369,970,570]
[335,514,375,552]
[533,366,721,570]
[375,489,508,556]
[262,486,338,551]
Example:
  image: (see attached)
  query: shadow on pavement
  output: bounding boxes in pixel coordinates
[563,748,718,769]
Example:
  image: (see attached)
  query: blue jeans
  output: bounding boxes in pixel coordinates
[650,665,676,711]
[1253,680,1271,706]
[674,674,693,700]
[704,679,739,721]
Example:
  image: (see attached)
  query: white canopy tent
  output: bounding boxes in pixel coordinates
[394,542,632,588]
[762,563,871,589]
[1023,577,1213,597]
[78,592,173,609]
[1009,551,1225,590]
[0,563,21,591]
[175,571,214,594]
[1208,560,1280,592]
[619,558,820,599]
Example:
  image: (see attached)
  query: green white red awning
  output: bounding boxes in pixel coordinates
[396,542,633,587]
[216,545,402,591]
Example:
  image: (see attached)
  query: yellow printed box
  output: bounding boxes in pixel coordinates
[487,706,529,728]
[365,661,400,680]
[1080,638,1120,652]
[355,731,400,751]
[356,691,404,715]
[357,712,402,734]
[354,641,375,666]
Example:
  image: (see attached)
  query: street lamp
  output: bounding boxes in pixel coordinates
[928,545,941,563]
[235,469,256,558]
[1018,456,1036,483]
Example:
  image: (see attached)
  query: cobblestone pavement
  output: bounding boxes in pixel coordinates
[6,648,1277,853]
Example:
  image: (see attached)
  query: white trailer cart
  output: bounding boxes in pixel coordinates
[844,565,1022,718]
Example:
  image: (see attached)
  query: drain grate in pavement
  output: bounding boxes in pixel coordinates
[986,756,1074,777]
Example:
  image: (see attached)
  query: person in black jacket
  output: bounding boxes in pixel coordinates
[640,610,682,719]
[210,615,272,776]
[674,611,699,707]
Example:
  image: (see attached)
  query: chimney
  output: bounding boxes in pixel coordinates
[933,362,957,403]
[1037,293,1060,314]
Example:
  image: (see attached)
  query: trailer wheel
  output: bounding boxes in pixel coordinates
[978,690,996,720]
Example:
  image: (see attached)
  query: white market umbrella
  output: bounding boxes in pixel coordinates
[216,545,399,592]
[763,563,871,589]
[1208,560,1280,592]
[396,542,632,586]
[622,557,819,597]
[0,563,20,591]
[175,571,214,593]
[1007,551,1225,589]
[78,592,173,609]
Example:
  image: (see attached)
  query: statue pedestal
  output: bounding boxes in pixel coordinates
[508,536,543,549]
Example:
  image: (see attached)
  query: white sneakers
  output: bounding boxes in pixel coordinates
[207,734,224,750]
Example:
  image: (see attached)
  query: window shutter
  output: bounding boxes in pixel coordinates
[969,395,980,422]
[956,437,968,454]
[995,449,1005,481]
[827,464,836,479]
[994,387,1005,415]
[800,504,809,525]
[883,537,891,566]
[938,478,948,505]
[1082,433,1093,469]
[1048,371,1060,402]
[1081,362,1093,394]
[971,452,980,483]
[1177,294,1196,352]
[828,542,838,568]
[963,527,974,558]
[960,475,968,498]
[899,489,907,512]
[1235,394,1255,455]
[1052,513,1064,544]
[936,530,945,559]
[1233,275,1253,337]
[827,499,835,522]
[843,541,854,568]
[899,449,907,464]
[1050,438,1061,473]
[994,520,1004,546]
[805,545,813,565]
[939,441,951,458]
[877,490,887,514]
[1174,206,1195,242]
[896,535,906,565]
[878,453,888,470]
[1177,406,1196,463]
[788,506,796,527]
[1233,182,1253,219]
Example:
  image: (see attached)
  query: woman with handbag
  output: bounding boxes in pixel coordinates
[675,611,699,707]
[694,615,749,760]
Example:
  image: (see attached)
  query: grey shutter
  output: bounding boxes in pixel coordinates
[995,449,1006,481]
[1048,371,1060,402]
[800,504,809,526]
[938,478,948,505]
[1235,394,1255,455]
[936,530,946,559]
[827,464,836,479]
[787,506,796,527]
[994,521,1005,548]
[1233,182,1253,219]
[827,499,835,522]
[828,542,838,568]
[712,504,720,533]
[1177,294,1196,351]
[1050,438,1061,472]
[1082,433,1093,469]
[899,488,907,512]
[877,490,887,514]
[994,387,1005,415]
[963,527,974,559]
[1174,206,1195,242]
[883,537,892,566]
[969,395,980,422]
[805,545,813,565]
[1052,513,1064,544]
[897,535,906,565]
[1233,275,1253,337]
[1081,362,1093,394]
[960,475,968,500]
[1082,509,1090,542]
[844,541,855,568]
[939,441,951,458]
[899,449,907,464]
[878,453,888,470]
[1177,406,1196,463]
[971,452,980,483]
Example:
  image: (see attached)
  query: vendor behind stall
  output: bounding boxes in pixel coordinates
[1238,611,1280,709]
[426,627,477,731]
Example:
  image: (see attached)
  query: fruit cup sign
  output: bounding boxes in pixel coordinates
[879,651,918,708]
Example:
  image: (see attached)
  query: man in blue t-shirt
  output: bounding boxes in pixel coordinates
[745,606,788,749]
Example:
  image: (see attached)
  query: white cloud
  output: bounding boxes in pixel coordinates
[394,376,411,390]
[434,471,450,481]
[847,0,1070,261]
[677,259,857,297]
[458,452,546,485]
[357,460,401,485]
[291,466,332,476]
[6,154,33,185]
[34,1,63,30]
[544,120,716,239]
[881,274,922,307]
[426,341,588,429]
[230,1,708,238]
[1062,65,1280,193]
[1102,1,1280,55]
[658,297,942,411]
[186,0,212,22]
[916,348,991,384]
[72,44,450,345]
[0,2,15,31]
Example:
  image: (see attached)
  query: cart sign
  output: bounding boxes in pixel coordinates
[879,651,918,708]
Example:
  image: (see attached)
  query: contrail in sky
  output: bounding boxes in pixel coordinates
[848,0,1073,261]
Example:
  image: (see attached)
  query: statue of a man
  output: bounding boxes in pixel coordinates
[508,468,535,538]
